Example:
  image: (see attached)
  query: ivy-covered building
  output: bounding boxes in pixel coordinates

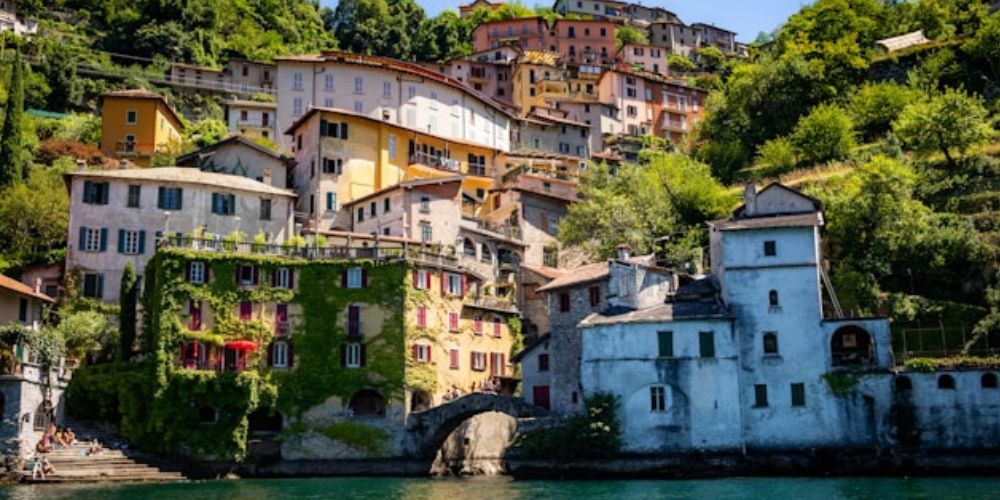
[68,238,521,460]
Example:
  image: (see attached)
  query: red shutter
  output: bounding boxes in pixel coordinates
[267,342,275,368]
[494,318,501,338]
[470,351,475,369]
[461,274,467,298]
[450,349,459,369]
[361,268,368,287]
[240,301,252,321]
[500,353,506,376]
[427,345,432,363]
[252,266,260,285]
[440,271,446,296]
[189,301,202,331]
[271,269,277,287]
[359,344,367,367]
[341,270,348,287]
[340,344,347,367]
[287,342,295,367]
[288,269,294,289]
[412,344,419,361]
[413,270,419,289]
[185,261,192,282]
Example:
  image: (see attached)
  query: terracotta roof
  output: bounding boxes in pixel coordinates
[521,265,564,280]
[67,167,296,197]
[536,262,609,292]
[711,212,824,231]
[0,274,54,303]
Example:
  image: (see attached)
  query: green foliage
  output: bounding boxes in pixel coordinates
[904,355,1000,371]
[893,87,995,168]
[55,310,115,360]
[696,46,726,72]
[184,118,228,149]
[0,323,66,369]
[822,372,860,397]
[0,50,28,188]
[789,103,857,165]
[615,26,648,50]
[848,82,922,141]
[0,164,70,270]
[755,137,799,175]
[517,392,620,459]
[118,261,138,361]
[317,421,390,457]
[667,54,697,73]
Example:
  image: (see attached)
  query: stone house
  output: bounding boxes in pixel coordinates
[177,135,294,189]
[65,167,296,303]
[224,100,278,142]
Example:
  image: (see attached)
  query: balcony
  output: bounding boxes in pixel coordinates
[409,151,488,177]
[466,294,519,314]
[115,141,153,156]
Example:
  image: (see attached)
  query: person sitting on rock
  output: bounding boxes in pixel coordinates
[35,434,53,454]
[87,439,102,456]
[64,428,76,445]
[41,457,55,478]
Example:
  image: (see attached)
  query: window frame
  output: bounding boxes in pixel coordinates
[650,386,666,412]
[345,342,362,368]
[753,384,769,408]
[699,331,715,358]
[272,341,289,368]
[347,267,364,289]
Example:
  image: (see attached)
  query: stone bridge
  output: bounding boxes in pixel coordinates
[404,393,551,457]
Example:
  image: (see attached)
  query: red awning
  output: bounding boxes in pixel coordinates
[225,340,259,351]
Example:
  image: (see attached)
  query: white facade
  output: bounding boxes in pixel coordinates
[275,53,512,154]
[226,100,277,142]
[0,1,36,36]
[176,136,292,189]
[65,168,295,303]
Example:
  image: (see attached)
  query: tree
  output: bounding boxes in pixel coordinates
[615,25,648,49]
[0,49,28,188]
[667,54,697,73]
[118,261,137,361]
[185,118,228,148]
[789,103,856,165]
[40,40,81,111]
[415,11,470,62]
[963,11,1000,90]
[55,310,114,361]
[892,88,995,169]
[0,161,70,270]
[696,46,726,72]
[755,137,798,174]
[848,82,922,141]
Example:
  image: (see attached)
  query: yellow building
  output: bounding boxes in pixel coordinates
[100,89,184,167]
[286,107,501,232]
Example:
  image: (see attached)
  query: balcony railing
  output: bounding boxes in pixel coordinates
[115,141,154,155]
[410,151,461,172]
[466,295,518,313]
[468,162,486,176]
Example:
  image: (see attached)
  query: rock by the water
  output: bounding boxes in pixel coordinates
[430,412,517,476]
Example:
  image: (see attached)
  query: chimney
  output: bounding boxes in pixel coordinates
[743,183,757,217]
[34,277,42,295]
[616,243,632,262]
[75,159,87,170]
[262,168,272,186]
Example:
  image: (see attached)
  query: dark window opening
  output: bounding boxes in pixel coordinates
[763,332,778,355]
[983,373,998,389]
[350,389,386,417]
[938,374,956,390]
[753,384,768,408]
[790,383,806,407]
[763,240,776,256]
[895,375,913,392]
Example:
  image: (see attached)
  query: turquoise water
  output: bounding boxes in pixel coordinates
[2,476,1000,499]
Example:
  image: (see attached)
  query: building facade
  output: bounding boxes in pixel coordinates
[65,167,295,303]
[226,100,278,142]
[99,90,184,167]
[176,136,294,190]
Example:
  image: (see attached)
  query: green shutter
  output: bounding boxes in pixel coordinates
[176,188,183,210]
[157,187,165,209]
[118,229,126,253]
[657,331,673,357]
[83,181,94,203]
[99,228,108,252]
[228,194,236,215]
[138,230,146,254]
[96,275,104,299]
[78,226,87,250]
[100,182,110,204]
[341,122,348,139]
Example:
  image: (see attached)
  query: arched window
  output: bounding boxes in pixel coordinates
[831,326,874,366]
[938,374,956,390]
[481,244,493,264]
[769,290,779,307]
[463,238,477,257]
[983,373,998,389]
[895,376,913,392]
[32,401,52,431]
[349,389,386,417]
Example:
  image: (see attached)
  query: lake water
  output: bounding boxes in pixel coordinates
[3,476,1000,500]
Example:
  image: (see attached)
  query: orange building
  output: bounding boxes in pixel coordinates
[99,89,184,167]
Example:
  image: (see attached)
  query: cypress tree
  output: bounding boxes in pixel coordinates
[0,49,27,188]
[118,261,138,361]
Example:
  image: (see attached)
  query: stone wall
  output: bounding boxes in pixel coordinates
[0,365,68,460]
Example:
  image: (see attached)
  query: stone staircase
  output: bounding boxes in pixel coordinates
[19,419,187,484]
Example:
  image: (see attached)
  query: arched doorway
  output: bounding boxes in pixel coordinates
[831,325,874,366]
[248,408,283,435]
[349,389,386,417]
[411,390,432,413]
[33,401,53,432]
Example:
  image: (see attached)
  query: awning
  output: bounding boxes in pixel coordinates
[225,340,259,351]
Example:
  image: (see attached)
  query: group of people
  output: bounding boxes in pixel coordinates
[29,423,104,480]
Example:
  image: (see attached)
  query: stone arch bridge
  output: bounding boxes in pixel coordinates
[405,393,551,457]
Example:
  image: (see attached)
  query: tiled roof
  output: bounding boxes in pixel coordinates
[536,262,609,292]
[342,176,464,207]
[711,212,823,231]
[521,265,564,280]
[0,274,54,302]
[176,136,293,166]
[67,167,296,197]
[578,300,729,327]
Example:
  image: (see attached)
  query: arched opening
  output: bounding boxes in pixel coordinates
[769,290,779,307]
[895,375,913,392]
[938,374,956,390]
[411,390,432,413]
[831,325,874,366]
[481,244,493,264]
[248,408,283,435]
[32,401,52,431]
[983,373,998,389]
[463,238,476,257]
[349,389,386,417]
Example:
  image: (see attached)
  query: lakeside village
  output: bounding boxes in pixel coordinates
[3,0,1000,484]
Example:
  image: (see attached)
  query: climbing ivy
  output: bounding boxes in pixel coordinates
[822,372,861,397]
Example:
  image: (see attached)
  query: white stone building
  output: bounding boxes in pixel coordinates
[0,1,37,36]
[274,51,513,153]
[225,100,278,142]
[65,168,296,303]
[579,183,894,453]
[176,136,294,189]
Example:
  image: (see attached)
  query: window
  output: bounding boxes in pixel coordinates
[895,376,913,392]
[347,305,362,337]
[650,386,666,412]
[18,298,28,323]
[763,240,776,257]
[481,245,492,264]
[384,198,390,213]
[753,384,768,407]
[125,109,137,124]
[238,265,256,286]
[274,268,291,289]
[354,101,363,113]
[323,158,343,174]
[326,192,337,211]
[558,292,570,312]
[324,97,334,108]
[357,207,365,222]
[118,229,143,255]
[448,312,459,332]
[419,196,430,212]
[383,80,392,98]
[769,290,779,307]
[189,261,206,284]
[589,286,600,307]
[369,201,377,218]
[473,316,483,335]
[80,227,105,252]
[347,268,364,289]
[791,383,806,407]
[272,341,289,368]
[938,374,956,390]
[345,343,362,368]
[463,238,477,257]
[657,331,673,358]
[983,373,999,389]
[413,344,431,363]
[699,331,715,358]
[543,246,558,268]
[293,97,303,116]
[324,74,334,91]
[490,351,506,376]
[471,351,486,371]
[157,187,183,210]
[82,181,109,205]
[763,332,778,355]
[413,269,430,290]
[259,198,272,220]
[493,316,502,338]
[321,120,349,139]
[417,305,427,328]
[449,348,460,370]
[388,134,397,159]
[292,72,303,90]
[538,353,549,372]
[354,76,363,93]
[82,273,104,299]
[421,223,432,242]
[126,185,141,208]
[408,85,416,99]
[446,273,463,295]
[211,193,236,215]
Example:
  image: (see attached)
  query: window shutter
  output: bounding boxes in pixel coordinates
[100,183,109,204]
[287,342,294,367]
[341,123,348,139]
[211,193,219,213]
[413,270,419,288]
[83,181,93,203]
[470,351,475,369]
[205,264,211,283]
[99,228,108,252]
[117,229,125,253]
[428,345,432,363]
[271,269,278,287]
[440,271,446,296]
[235,266,241,285]
[138,231,146,254]
[185,261,192,282]
[78,227,86,250]
[359,344,367,367]
[339,344,347,367]
[96,275,104,299]
[157,187,165,209]
[176,188,183,210]
[267,342,275,368]
[228,194,236,215]
[288,270,295,289]
[252,266,260,285]
[361,268,368,287]
[412,344,419,361]
[500,353,506,376]
[461,275,467,298]
[341,270,347,287]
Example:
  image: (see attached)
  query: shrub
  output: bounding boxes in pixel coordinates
[848,82,921,141]
[37,140,107,166]
[790,103,856,166]
[517,392,620,459]
[755,136,798,175]
[668,54,697,73]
